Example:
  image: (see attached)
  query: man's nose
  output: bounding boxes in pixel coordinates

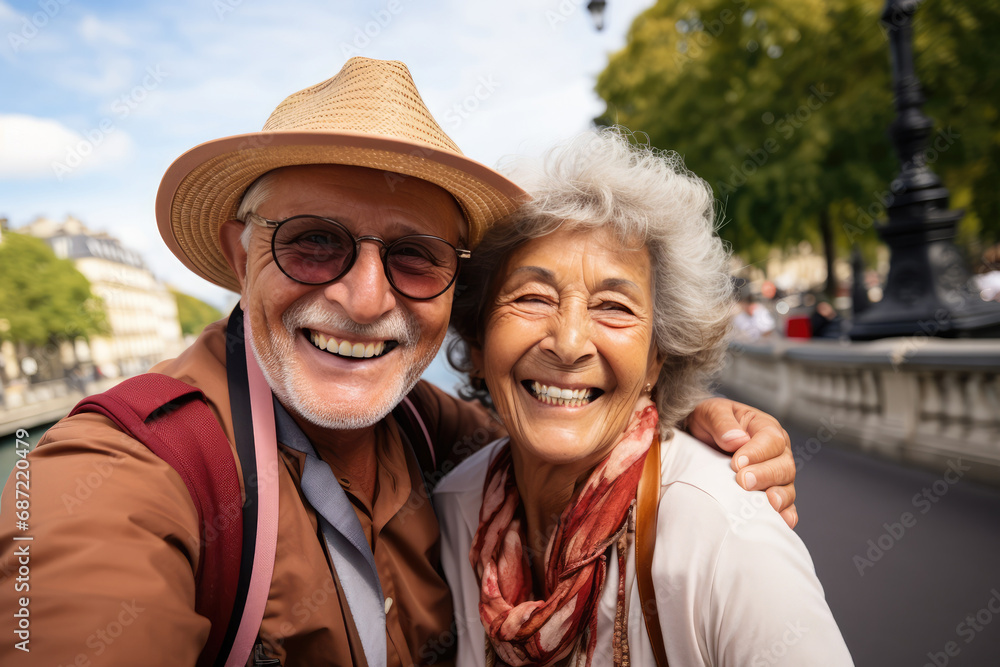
[322,242,396,323]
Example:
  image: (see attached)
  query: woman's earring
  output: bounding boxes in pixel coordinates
[644,383,653,394]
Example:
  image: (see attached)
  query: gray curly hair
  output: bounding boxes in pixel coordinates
[448,128,734,436]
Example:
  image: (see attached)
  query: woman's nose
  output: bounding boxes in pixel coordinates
[541,302,596,365]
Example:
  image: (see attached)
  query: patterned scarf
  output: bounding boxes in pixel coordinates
[470,398,659,667]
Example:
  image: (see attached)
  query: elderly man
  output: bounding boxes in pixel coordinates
[0,58,796,667]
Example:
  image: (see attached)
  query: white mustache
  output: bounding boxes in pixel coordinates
[282,299,418,346]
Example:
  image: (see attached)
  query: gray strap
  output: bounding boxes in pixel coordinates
[276,406,386,667]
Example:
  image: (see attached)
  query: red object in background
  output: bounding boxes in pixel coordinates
[785,315,813,338]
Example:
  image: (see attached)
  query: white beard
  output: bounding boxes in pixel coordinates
[246,300,437,430]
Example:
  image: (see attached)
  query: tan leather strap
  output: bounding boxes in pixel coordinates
[636,432,669,667]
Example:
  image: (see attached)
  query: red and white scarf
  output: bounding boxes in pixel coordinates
[470,398,659,666]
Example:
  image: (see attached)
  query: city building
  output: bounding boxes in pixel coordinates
[19,215,184,379]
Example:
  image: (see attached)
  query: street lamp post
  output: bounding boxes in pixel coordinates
[849,0,1000,339]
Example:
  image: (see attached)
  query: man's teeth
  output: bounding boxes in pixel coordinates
[310,331,385,358]
[530,381,593,407]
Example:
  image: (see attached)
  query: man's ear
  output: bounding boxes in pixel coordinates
[219,219,249,295]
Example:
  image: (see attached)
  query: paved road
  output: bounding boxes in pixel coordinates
[788,426,1000,667]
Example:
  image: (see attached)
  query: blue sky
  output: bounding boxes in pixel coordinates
[0,0,651,391]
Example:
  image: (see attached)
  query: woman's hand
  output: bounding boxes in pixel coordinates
[685,397,798,529]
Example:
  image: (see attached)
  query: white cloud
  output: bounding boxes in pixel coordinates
[0,115,79,176]
[78,14,133,48]
[0,0,17,23]
[0,114,133,179]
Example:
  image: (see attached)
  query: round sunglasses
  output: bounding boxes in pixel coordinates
[244,213,470,300]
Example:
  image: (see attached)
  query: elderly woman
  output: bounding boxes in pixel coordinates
[435,130,853,666]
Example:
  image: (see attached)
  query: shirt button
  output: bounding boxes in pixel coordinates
[384,597,393,614]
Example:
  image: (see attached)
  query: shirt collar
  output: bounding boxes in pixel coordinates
[272,396,315,456]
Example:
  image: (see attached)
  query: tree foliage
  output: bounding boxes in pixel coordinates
[0,231,107,344]
[595,0,1000,276]
[171,289,223,336]
[914,0,1000,256]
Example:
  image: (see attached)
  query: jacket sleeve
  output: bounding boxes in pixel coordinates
[0,413,211,666]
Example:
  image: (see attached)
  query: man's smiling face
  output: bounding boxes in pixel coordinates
[227,164,466,431]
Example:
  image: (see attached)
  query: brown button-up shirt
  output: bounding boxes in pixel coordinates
[268,400,456,666]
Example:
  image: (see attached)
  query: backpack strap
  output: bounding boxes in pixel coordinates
[399,395,435,469]
[70,373,243,667]
[223,308,280,667]
[636,432,669,667]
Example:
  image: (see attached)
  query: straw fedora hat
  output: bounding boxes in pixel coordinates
[156,57,527,292]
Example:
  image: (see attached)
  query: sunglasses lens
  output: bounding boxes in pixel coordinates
[387,238,458,299]
[269,216,461,298]
[273,217,354,284]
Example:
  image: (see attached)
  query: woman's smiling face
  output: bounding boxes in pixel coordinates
[478,226,664,469]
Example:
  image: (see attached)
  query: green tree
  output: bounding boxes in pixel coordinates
[0,231,107,344]
[913,0,1000,261]
[596,0,1000,291]
[171,289,223,336]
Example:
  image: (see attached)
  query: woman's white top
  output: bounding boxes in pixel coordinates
[433,432,854,666]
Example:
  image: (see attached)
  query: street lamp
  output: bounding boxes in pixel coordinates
[849,0,1000,339]
[587,0,607,31]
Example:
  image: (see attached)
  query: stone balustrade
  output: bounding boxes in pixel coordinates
[721,337,1000,485]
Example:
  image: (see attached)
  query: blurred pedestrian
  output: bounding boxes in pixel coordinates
[811,299,843,338]
[733,293,775,341]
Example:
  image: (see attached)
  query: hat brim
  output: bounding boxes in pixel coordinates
[156,130,527,292]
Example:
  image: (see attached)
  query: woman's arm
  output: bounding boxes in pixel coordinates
[647,444,853,667]
[433,445,502,667]
[435,496,488,667]
[703,509,853,666]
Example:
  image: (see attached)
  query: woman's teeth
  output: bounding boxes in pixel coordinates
[529,381,593,407]
[309,331,386,358]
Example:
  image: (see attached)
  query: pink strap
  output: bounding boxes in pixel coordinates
[401,395,435,468]
[225,319,280,667]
